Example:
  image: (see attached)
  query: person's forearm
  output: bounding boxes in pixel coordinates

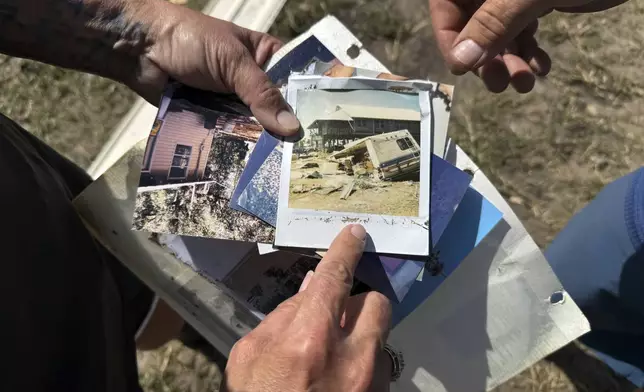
[0,0,163,85]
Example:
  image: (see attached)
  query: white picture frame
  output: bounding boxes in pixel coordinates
[275,75,446,255]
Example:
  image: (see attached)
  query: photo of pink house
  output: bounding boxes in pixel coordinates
[139,99,263,187]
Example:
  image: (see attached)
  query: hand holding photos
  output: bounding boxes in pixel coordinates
[275,75,449,255]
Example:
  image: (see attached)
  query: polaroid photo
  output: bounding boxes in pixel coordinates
[132,88,274,243]
[275,75,447,255]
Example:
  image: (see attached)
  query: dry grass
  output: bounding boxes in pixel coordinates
[4,0,644,390]
[450,5,644,246]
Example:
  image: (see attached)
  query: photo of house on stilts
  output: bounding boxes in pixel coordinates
[289,89,424,217]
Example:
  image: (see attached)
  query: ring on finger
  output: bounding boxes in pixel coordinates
[383,344,405,382]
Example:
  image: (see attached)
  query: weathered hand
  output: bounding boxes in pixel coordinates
[0,0,299,135]
[428,0,628,92]
[128,0,299,135]
[223,225,393,392]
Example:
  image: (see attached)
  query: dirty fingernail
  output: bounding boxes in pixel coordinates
[299,270,314,292]
[350,224,367,241]
[451,39,485,68]
[277,109,300,131]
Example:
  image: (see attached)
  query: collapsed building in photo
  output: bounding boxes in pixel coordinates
[302,104,421,152]
[329,130,421,181]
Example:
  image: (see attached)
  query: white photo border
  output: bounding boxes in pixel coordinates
[275,75,440,256]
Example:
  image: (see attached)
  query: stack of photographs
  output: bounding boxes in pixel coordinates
[129,18,503,326]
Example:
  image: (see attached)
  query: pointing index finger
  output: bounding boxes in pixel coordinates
[292,225,367,326]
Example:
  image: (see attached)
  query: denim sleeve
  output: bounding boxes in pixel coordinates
[626,168,644,250]
[546,167,644,387]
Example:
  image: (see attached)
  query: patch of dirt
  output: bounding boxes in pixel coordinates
[290,180,419,216]
[289,155,420,216]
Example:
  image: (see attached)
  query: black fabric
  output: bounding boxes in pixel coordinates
[0,114,153,392]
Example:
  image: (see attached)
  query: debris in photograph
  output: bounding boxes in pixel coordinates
[133,97,274,242]
[288,89,422,217]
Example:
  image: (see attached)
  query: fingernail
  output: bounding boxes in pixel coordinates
[350,224,366,241]
[277,109,300,131]
[451,39,485,68]
[299,270,314,293]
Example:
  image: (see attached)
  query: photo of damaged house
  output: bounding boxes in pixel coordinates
[139,99,262,187]
[289,90,423,217]
[133,97,274,243]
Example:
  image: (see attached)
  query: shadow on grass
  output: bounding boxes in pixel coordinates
[180,324,229,373]
[546,343,637,392]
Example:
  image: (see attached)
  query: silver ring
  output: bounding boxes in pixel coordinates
[383,344,405,382]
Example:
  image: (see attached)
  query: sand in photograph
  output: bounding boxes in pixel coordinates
[288,90,422,217]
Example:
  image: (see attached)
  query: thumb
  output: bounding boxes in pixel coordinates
[448,0,545,73]
[230,51,300,136]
